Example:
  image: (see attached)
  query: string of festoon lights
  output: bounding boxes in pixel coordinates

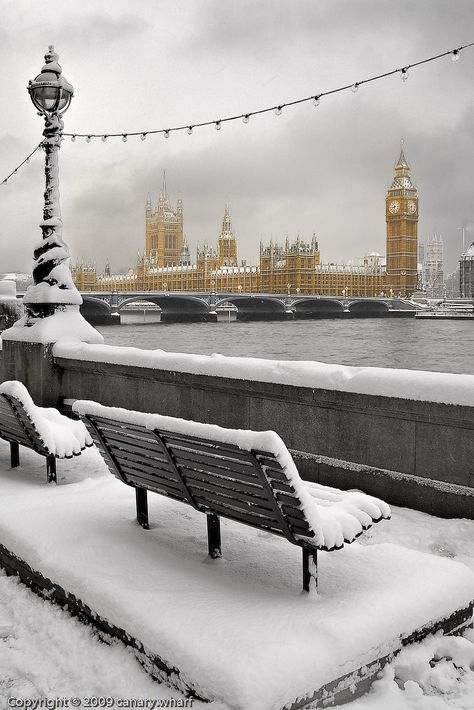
[2,42,472,186]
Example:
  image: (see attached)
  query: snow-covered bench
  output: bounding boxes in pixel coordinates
[74,400,390,592]
[0,381,93,483]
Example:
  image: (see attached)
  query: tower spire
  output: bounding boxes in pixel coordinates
[396,138,409,169]
[162,169,167,198]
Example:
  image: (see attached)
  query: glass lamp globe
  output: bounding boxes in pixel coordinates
[28,46,74,115]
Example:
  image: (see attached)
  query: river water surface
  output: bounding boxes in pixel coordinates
[96,314,474,376]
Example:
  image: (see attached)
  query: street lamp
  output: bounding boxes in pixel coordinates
[23,46,82,321]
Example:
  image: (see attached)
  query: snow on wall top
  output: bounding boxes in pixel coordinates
[56,341,474,407]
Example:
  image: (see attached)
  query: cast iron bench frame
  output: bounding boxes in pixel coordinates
[79,410,387,593]
[0,392,92,483]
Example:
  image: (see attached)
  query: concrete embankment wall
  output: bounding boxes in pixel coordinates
[55,354,474,519]
[1,341,473,518]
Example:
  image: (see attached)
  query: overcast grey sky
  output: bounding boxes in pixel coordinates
[0,0,473,276]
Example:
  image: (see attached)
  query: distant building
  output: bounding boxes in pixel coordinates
[423,234,445,297]
[72,147,417,298]
[460,242,474,298]
[445,268,460,298]
[145,172,184,267]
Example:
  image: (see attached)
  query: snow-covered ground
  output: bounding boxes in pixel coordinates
[0,442,473,710]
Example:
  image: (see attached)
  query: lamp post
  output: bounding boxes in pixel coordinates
[23,46,82,322]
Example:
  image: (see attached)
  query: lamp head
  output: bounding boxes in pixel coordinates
[28,46,74,115]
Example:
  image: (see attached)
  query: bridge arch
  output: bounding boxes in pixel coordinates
[348,300,390,317]
[215,295,287,321]
[80,296,112,325]
[118,295,210,322]
[292,298,345,319]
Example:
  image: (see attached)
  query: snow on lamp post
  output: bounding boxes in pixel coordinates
[9,46,102,343]
[22,45,81,322]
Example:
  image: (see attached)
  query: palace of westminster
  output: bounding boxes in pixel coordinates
[72,148,419,297]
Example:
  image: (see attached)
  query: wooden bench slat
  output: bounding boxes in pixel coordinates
[280,504,307,521]
[95,427,166,453]
[186,480,276,517]
[105,440,173,467]
[8,401,44,441]
[274,491,300,506]
[171,448,259,478]
[181,466,267,498]
[120,466,185,498]
[267,479,296,494]
[0,407,34,434]
[0,423,28,439]
[174,456,262,486]
[259,466,290,483]
[159,429,246,454]
[114,455,178,482]
[161,434,256,464]
[90,416,155,436]
[191,489,280,525]
[289,521,315,538]
[192,495,283,531]
[253,453,284,470]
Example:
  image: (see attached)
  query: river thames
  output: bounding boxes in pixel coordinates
[96,314,474,376]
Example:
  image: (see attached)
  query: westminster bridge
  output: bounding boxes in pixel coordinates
[77,290,418,324]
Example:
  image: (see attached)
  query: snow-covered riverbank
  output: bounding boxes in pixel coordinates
[0,443,473,709]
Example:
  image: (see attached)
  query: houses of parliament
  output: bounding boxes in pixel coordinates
[72,148,419,297]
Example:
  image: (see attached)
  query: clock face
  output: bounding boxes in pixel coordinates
[407,200,417,214]
[389,200,400,214]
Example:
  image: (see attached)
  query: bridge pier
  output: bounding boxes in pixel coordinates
[85,313,121,326]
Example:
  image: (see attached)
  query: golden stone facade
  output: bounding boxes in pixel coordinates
[385,147,419,296]
[72,148,417,298]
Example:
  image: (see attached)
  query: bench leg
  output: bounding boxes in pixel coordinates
[46,455,57,484]
[136,487,149,529]
[207,513,222,559]
[10,442,20,468]
[302,548,318,594]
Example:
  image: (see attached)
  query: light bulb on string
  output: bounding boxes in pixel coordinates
[313,95,321,107]
[242,114,250,124]
[86,136,91,143]
[400,68,409,81]
[452,49,460,61]
[140,133,147,141]
[164,130,170,139]
[215,121,221,130]
[275,106,282,116]
[26,158,30,164]
[71,135,76,142]
[351,83,359,93]
[122,134,128,142]
[187,126,193,135]
[101,135,108,142]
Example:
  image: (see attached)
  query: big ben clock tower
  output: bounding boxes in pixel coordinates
[385,145,418,296]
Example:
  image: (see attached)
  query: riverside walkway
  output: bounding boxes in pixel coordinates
[1,441,473,708]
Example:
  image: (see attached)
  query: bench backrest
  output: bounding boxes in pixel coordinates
[82,413,315,546]
[0,394,48,455]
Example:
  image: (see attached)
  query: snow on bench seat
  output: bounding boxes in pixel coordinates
[0,381,93,481]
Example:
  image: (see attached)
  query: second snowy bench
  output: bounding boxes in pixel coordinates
[0,381,93,483]
[74,400,391,593]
